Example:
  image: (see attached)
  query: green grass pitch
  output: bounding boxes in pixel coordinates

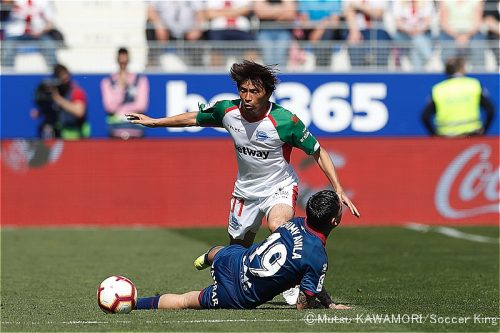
[1,226,498,332]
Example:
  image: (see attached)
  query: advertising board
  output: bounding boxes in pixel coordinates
[2,138,497,227]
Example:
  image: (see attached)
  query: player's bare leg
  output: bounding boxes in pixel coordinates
[267,203,298,305]
[229,231,257,248]
[206,246,223,263]
[267,204,294,232]
[158,291,202,309]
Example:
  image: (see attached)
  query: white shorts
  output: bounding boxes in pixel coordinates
[227,182,298,240]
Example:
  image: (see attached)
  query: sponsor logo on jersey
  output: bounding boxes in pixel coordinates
[227,123,243,133]
[197,102,213,112]
[300,128,311,143]
[235,145,270,160]
[255,130,269,142]
[273,187,291,201]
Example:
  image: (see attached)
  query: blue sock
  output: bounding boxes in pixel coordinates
[135,295,160,310]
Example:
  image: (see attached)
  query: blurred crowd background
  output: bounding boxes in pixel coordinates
[1,0,498,73]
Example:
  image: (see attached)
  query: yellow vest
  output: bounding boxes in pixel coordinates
[432,76,482,136]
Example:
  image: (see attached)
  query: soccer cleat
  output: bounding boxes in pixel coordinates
[282,286,300,305]
[193,253,210,270]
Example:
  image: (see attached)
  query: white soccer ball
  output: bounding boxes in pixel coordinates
[97,275,137,314]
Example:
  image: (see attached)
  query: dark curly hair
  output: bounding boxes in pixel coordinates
[230,60,279,94]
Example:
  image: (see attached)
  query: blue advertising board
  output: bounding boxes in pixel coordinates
[1,73,498,138]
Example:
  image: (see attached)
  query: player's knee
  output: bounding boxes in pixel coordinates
[267,205,294,232]
[176,291,203,310]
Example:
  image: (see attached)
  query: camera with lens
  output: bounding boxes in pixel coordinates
[34,78,62,105]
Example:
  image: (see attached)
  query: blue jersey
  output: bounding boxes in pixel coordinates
[199,217,328,309]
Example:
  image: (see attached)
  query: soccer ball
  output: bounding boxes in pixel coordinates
[97,275,137,314]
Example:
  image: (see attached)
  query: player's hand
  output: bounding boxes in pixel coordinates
[125,113,157,127]
[329,303,351,310]
[338,190,360,218]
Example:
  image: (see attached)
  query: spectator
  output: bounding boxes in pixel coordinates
[483,0,499,66]
[421,57,495,137]
[203,0,258,67]
[145,0,204,68]
[1,0,14,40]
[392,0,435,71]
[101,47,149,140]
[438,0,486,70]
[1,0,58,69]
[294,0,344,68]
[254,0,296,68]
[32,64,89,139]
[344,0,391,69]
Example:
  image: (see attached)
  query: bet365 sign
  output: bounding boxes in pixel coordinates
[164,80,388,134]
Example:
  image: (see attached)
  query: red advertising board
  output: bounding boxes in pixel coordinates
[1,138,498,227]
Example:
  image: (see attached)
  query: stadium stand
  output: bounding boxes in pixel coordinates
[54,1,147,73]
[0,0,498,73]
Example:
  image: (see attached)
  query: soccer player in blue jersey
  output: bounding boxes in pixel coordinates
[128,60,360,305]
[134,190,350,310]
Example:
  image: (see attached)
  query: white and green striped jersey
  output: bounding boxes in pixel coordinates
[196,99,320,200]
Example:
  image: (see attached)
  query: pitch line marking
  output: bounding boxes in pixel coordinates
[1,319,299,325]
[405,223,500,244]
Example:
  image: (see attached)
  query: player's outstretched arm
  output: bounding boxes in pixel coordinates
[313,146,360,217]
[125,111,199,128]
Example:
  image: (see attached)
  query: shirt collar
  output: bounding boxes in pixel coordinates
[304,218,327,246]
[238,101,272,123]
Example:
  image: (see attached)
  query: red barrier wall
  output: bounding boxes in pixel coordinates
[1,138,498,227]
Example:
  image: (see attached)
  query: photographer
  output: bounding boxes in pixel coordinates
[33,64,90,139]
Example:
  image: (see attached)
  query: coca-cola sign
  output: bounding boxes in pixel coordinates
[435,144,500,219]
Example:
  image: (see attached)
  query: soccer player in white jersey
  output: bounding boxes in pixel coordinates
[126,61,360,301]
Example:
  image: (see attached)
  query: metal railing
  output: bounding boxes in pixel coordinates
[1,39,497,73]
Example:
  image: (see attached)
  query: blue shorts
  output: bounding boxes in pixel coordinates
[198,245,247,309]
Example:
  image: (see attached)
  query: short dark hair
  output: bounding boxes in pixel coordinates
[53,64,69,77]
[118,47,129,56]
[306,190,342,230]
[445,56,465,76]
[230,60,279,94]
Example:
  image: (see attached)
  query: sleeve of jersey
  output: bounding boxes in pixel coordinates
[299,256,328,297]
[283,116,320,155]
[71,87,87,104]
[195,101,225,127]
